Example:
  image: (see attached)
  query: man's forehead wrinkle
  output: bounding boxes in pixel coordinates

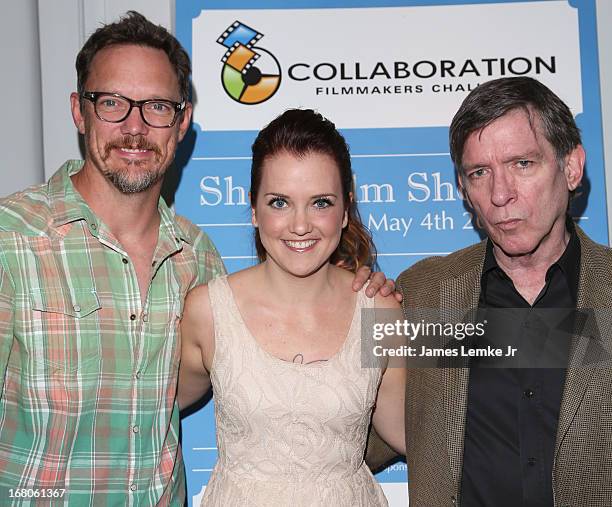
[86,48,181,101]
[472,105,543,144]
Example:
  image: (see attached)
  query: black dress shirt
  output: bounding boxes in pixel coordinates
[460,222,580,507]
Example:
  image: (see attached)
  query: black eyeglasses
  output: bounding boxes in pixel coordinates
[81,91,186,128]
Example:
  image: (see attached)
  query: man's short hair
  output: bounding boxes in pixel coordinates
[449,77,582,173]
[76,11,191,101]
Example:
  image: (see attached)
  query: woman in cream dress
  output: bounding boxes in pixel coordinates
[179,109,405,506]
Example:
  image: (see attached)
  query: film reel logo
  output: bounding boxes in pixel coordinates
[217,21,282,105]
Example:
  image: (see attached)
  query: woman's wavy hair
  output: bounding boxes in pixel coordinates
[250,109,376,273]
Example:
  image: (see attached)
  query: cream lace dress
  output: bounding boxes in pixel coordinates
[200,275,388,506]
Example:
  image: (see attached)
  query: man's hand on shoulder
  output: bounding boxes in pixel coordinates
[352,265,403,303]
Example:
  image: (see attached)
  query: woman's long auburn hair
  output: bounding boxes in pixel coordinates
[250,109,376,273]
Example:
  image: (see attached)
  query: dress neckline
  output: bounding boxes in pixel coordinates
[219,275,362,369]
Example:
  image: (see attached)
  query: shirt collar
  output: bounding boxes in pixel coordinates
[482,216,581,297]
[49,160,94,228]
[158,198,191,248]
[48,160,192,246]
[552,217,580,297]
[482,238,499,275]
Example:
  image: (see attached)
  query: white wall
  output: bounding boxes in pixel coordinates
[2,0,612,245]
[0,1,44,196]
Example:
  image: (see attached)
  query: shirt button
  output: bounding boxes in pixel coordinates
[528,457,536,466]
[122,258,128,264]
[133,425,140,434]
[151,260,157,267]
[135,371,142,380]
[129,484,136,492]
[130,314,136,321]
[91,223,97,230]
[73,304,81,313]
[142,313,148,322]
[451,496,457,505]
[524,388,535,398]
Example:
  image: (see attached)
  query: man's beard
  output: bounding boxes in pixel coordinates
[100,134,165,194]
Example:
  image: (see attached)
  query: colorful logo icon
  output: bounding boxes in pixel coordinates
[217,21,282,105]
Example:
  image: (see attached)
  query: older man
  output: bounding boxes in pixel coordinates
[0,12,391,505]
[368,77,612,506]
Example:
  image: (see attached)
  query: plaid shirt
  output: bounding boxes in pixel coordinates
[0,161,225,506]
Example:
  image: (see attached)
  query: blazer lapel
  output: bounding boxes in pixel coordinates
[442,263,482,485]
[554,231,611,458]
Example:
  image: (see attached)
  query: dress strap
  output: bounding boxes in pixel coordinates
[206,275,238,348]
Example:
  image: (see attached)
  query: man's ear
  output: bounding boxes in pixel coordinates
[563,144,585,192]
[70,92,86,135]
[177,102,193,142]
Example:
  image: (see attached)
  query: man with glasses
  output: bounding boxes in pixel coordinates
[0,11,393,505]
[0,11,220,506]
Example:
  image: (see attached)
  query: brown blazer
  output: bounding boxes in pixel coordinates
[367,226,612,507]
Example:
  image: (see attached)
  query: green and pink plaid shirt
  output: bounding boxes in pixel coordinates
[0,160,225,506]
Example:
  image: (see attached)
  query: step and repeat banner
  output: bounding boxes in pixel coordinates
[175,1,607,504]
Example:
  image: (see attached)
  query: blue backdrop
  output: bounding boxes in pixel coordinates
[174,1,607,504]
